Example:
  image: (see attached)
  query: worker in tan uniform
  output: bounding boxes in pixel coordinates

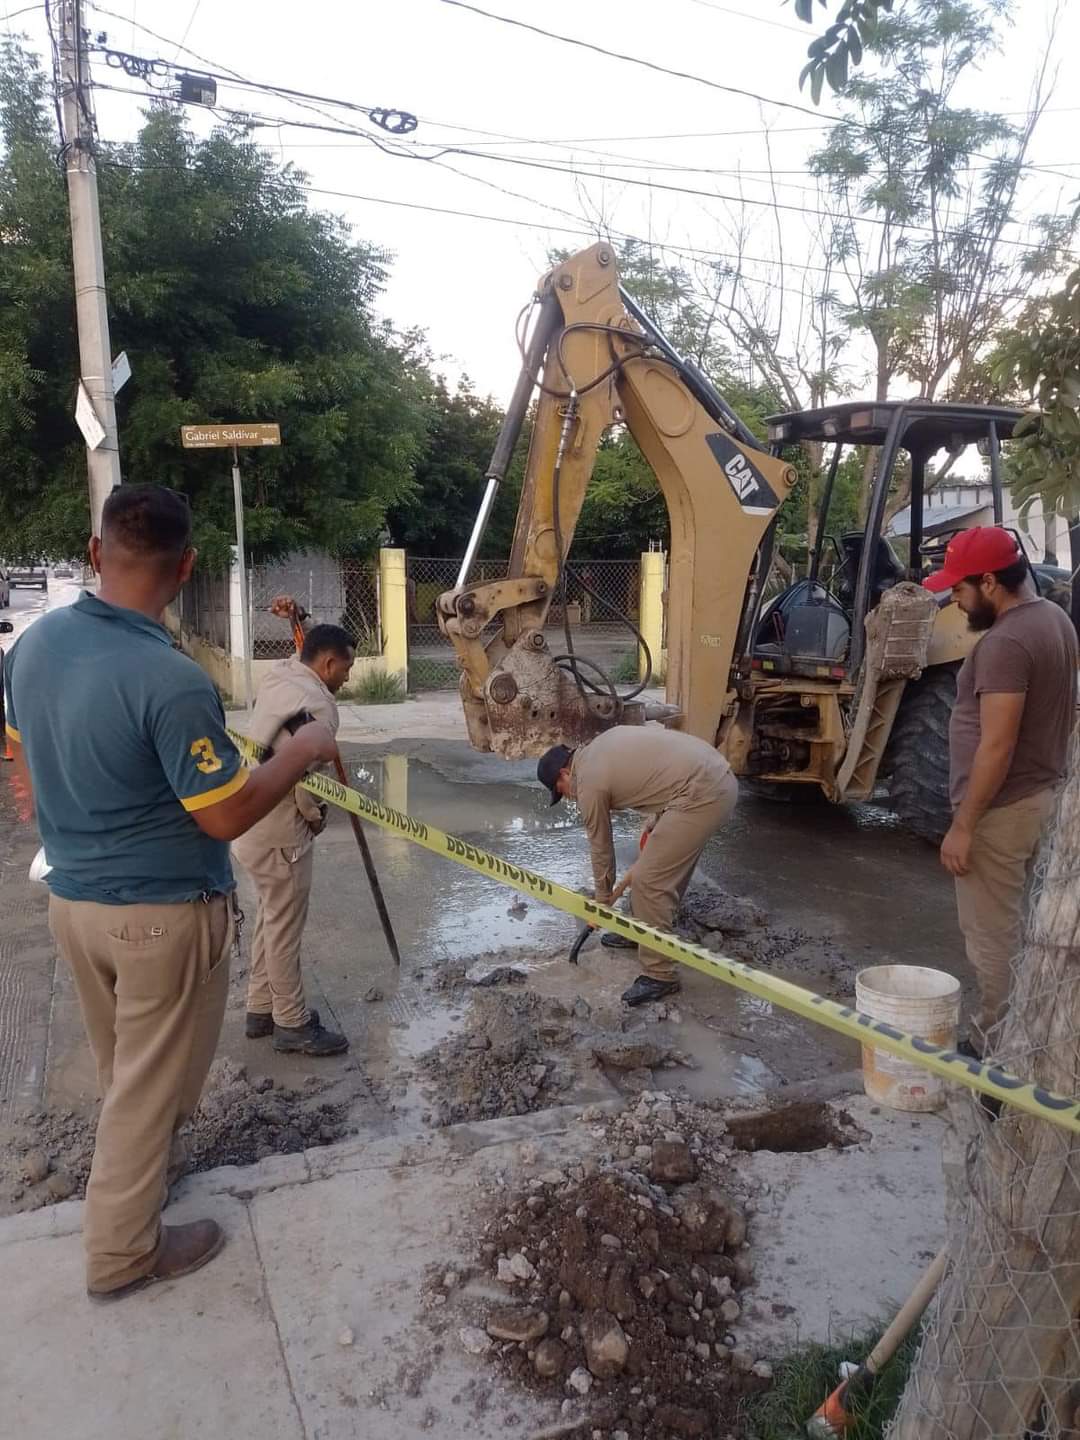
[232,613,355,1056]
[538,726,738,1006]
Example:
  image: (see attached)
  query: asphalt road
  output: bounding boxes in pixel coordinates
[3,575,83,644]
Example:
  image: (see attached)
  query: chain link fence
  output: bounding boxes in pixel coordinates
[249,554,379,659]
[177,553,380,661]
[406,555,643,690]
[890,734,1080,1438]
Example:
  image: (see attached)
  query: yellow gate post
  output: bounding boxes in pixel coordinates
[379,548,408,686]
[639,550,666,684]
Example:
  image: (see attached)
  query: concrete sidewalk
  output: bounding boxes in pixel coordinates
[1,1107,599,1440]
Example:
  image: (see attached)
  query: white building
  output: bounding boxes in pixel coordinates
[888,479,1071,567]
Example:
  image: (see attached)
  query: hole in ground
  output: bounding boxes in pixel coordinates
[726,1101,858,1154]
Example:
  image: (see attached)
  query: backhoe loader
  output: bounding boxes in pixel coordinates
[436,243,1030,841]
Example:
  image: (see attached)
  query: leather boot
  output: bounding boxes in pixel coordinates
[88,1219,226,1302]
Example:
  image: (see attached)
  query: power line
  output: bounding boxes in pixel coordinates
[680,0,809,35]
[171,0,200,63]
[93,69,1066,255]
[436,0,854,128]
[4,3,45,21]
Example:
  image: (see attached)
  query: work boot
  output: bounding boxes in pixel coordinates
[87,1219,226,1302]
[272,1014,348,1056]
[601,931,638,951]
[621,975,681,1008]
[246,1007,319,1039]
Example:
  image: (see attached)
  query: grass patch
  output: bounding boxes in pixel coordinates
[611,650,641,684]
[745,1330,919,1440]
[343,669,406,705]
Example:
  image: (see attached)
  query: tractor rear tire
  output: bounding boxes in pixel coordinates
[884,662,958,844]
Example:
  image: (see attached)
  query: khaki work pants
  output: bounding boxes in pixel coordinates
[632,770,739,981]
[237,845,314,1029]
[48,893,232,1294]
[954,786,1058,1046]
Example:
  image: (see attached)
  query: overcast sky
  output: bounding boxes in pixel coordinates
[7,0,1078,404]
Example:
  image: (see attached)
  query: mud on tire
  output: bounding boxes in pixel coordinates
[883,662,958,844]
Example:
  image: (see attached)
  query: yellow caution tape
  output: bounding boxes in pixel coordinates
[230,732,1080,1135]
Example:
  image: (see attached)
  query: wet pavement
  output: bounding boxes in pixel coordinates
[0,731,969,1186]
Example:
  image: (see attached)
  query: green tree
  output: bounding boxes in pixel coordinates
[386,375,502,554]
[802,0,1068,519]
[794,0,895,100]
[991,267,1080,624]
[0,39,429,566]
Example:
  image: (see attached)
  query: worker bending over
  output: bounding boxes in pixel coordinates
[538,726,737,1006]
[233,599,355,1057]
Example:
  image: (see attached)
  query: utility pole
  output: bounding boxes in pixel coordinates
[57,0,121,535]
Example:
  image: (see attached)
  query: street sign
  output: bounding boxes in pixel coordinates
[111,351,131,394]
[75,382,106,450]
[180,422,281,449]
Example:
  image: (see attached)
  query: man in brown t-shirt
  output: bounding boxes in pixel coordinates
[925,526,1077,1049]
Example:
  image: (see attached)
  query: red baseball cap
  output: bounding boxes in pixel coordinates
[923,526,1024,593]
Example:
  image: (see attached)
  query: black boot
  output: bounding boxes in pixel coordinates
[247,1007,319,1039]
[272,1013,348,1056]
[621,975,681,1007]
[601,931,638,951]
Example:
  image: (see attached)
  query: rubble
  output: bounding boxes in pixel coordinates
[0,1058,351,1214]
[446,1092,773,1437]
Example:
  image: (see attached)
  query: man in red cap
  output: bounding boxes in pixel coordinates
[925,525,1077,1051]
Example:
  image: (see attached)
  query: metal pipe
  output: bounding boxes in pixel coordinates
[851,407,907,675]
[617,286,765,453]
[908,450,926,580]
[456,291,563,588]
[809,443,843,582]
[988,421,1004,524]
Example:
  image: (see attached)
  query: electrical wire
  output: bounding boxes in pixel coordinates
[92,72,1066,256]
[437,0,853,127]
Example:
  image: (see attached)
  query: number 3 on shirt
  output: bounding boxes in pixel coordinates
[190,737,223,775]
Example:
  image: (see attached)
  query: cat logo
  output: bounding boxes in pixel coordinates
[705,432,778,514]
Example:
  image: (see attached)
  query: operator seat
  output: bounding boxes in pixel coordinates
[836,532,905,611]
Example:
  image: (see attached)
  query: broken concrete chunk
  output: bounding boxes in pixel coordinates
[567,1365,593,1395]
[509,1251,536,1281]
[338,1328,355,1347]
[649,1141,698,1185]
[534,1338,567,1377]
[45,1169,75,1200]
[486,1307,549,1343]
[496,1257,517,1284]
[22,1150,50,1185]
[362,985,383,1002]
[466,964,528,987]
[582,1310,630,1379]
[459,1326,493,1356]
[593,1039,668,1071]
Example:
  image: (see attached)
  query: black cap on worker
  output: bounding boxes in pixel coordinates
[537,745,574,806]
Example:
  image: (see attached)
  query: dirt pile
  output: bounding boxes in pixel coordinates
[447,1094,772,1438]
[0,1058,351,1216]
[678,878,853,979]
[419,990,567,1126]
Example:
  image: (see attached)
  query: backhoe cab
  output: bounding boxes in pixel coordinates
[437,244,1029,840]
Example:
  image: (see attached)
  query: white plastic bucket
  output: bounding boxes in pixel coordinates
[855,964,961,1112]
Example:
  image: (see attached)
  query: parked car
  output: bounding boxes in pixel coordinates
[53,562,74,579]
[8,564,47,591]
[0,567,9,608]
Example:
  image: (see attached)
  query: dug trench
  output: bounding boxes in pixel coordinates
[0,868,875,1215]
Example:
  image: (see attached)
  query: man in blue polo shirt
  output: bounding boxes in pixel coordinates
[3,484,334,1300]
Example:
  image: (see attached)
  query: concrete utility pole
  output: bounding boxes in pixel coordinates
[58,0,121,535]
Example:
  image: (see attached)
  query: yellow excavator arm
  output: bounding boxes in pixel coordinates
[437,243,798,759]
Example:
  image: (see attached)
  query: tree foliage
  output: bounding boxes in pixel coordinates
[0,38,429,566]
[991,266,1080,520]
[794,0,895,101]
